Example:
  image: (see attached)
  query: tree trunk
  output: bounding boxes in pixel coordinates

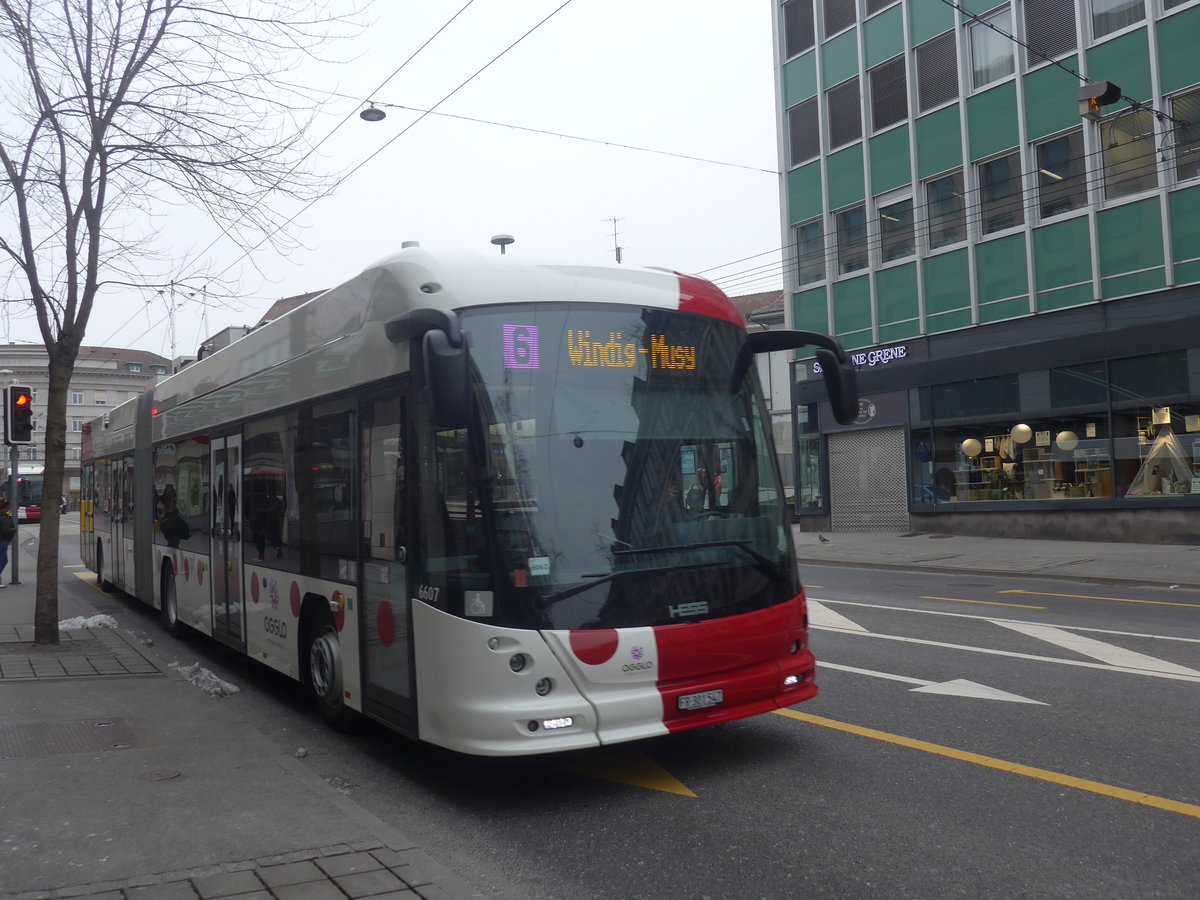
[33,343,78,645]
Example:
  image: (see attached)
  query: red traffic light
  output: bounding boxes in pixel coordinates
[13,393,30,406]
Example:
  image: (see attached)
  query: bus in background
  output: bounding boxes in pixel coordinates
[1,465,45,523]
[80,245,857,756]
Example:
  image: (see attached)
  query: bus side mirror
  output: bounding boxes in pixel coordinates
[385,308,471,428]
[747,329,859,426]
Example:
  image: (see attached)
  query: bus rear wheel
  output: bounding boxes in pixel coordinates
[162,571,187,638]
[306,606,356,731]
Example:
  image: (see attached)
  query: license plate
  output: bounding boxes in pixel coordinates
[677,689,724,711]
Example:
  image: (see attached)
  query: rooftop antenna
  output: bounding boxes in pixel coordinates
[605,217,624,264]
[490,234,515,255]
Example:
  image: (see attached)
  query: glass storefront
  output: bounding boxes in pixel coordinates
[910,350,1198,505]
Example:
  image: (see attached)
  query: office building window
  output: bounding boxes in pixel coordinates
[71,418,83,432]
[794,219,826,286]
[1101,108,1158,199]
[788,97,820,167]
[915,31,959,112]
[782,0,815,59]
[823,0,855,38]
[71,391,84,405]
[1024,0,1076,66]
[1171,89,1200,182]
[970,8,1015,89]
[1037,129,1086,218]
[869,56,908,133]
[1091,0,1144,40]
[878,197,914,262]
[836,205,868,274]
[828,76,862,149]
[926,170,966,248]
[979,151,1025,234]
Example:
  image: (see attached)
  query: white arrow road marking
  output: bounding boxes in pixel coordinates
[807,599,869,632]
[994,621,1200,677]
[820,662,1046,704]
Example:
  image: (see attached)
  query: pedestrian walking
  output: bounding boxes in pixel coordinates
[0,498,15,587]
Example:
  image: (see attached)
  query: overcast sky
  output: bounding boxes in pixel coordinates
[7,0,787,359]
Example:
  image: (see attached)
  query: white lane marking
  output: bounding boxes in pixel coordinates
[812,629,1200,684]
[810,597,1200,644]
[994,621,1200,677]
[807,599,868,632]
[820,662,1045,704]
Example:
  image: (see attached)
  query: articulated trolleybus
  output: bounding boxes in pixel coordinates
[80,244,856,756]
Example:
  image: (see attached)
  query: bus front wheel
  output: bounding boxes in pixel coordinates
[305,606,356,731]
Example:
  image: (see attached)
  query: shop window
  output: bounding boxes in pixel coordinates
[835,205,868,274]
[788,97,820,167]
[1037,129,1087,218]
[823,0,855,38]
[1101,108,1158,199]
[934,418,1113,503]
[869,56,908,133]
[915,31,958,113]
[1112,405,1198,499]
[1051,363,1108,408]
[1024,0,1076,66]
[1110,349,1188,402]
[926,170,966,249]
[827,76,862,149]
[1171,89,1200,182]
[877,196,914,262]
[782,0,815,59]
[970,7,1014,89]
[795,403,822,509]
[979,151,1025,233]
[932,374,1020,420]
[794,219,826,286]
[1091,0,1143,40]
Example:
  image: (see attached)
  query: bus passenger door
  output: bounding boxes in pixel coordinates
[113,454,134,590]
[360,392,415,724]
[211,434,245,648]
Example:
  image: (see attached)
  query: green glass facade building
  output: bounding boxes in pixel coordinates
[775,0,1200,541]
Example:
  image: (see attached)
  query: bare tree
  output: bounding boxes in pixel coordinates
[0,0,361,643]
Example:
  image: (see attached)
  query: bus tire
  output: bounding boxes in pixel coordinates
[305,606,357,731]
[96,541,113,591]
[161,568,188,639]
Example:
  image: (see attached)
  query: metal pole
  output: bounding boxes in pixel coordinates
[8,441,18,585]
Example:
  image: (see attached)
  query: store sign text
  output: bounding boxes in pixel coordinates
[812,344,908,373]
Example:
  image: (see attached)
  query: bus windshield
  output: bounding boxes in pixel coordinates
[454,303,797,631]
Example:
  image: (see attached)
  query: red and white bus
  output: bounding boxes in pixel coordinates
[80,244,856,756]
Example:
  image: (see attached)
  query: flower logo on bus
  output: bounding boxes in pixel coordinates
[622,645,653,674]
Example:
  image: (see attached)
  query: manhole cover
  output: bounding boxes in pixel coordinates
[0,718,142,759]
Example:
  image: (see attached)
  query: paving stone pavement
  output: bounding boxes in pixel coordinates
[1,842,464,900]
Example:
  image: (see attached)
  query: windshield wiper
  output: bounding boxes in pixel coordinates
[538,561,722,607]
[614,540,787,582]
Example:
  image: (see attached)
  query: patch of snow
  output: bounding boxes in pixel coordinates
[168,661,241,698]
[59,614,118,631]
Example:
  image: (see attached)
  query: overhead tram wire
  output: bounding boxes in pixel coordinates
[110,0,580,353]
[198,0,581,290]
[172,0,482,283]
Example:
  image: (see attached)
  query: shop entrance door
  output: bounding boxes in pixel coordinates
[829,426,909,531]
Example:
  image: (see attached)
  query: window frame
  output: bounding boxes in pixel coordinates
[969,6,1016,91]
[977,149,1026,236]
[925,169,967,250]
[1099,107,1159,200]
[1169,86,1200,183]
[1089,0,1145,43]
[876,192,915,265]
[1035,128,1088,220]
[793,218,827,287]
[834,204,869,276]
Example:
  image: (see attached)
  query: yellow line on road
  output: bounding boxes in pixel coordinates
[999,589,1200,609]
[921,595,1046,609]
[776,709,1200,820]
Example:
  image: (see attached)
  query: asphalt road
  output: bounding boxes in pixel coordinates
[56,525,1200,899]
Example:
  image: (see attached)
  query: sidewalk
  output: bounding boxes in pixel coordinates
[792,527,1200,590]
[0,534,481,900]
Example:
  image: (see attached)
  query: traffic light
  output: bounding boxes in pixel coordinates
[4,385,33,445]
